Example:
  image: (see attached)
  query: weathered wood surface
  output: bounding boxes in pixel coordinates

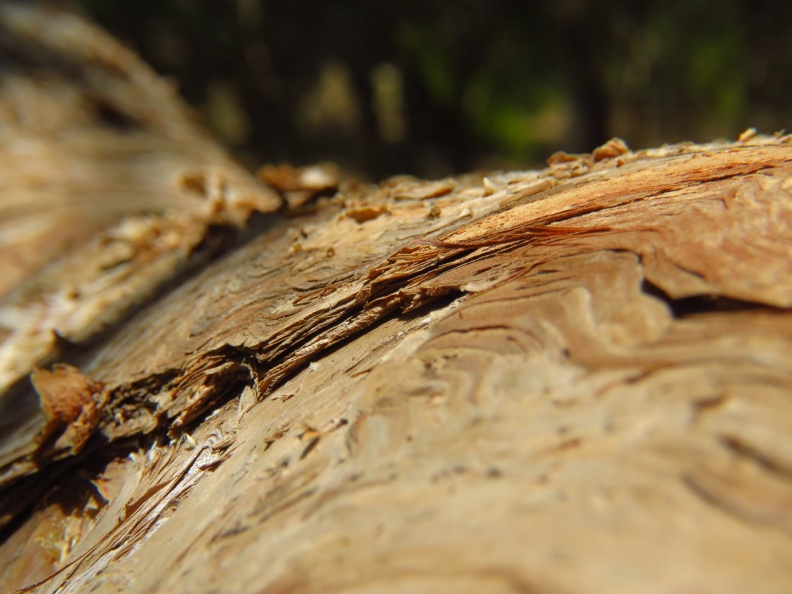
[0,1,280,491]
[2,6,792,594]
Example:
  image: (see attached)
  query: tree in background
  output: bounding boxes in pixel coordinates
[71,0,791,178]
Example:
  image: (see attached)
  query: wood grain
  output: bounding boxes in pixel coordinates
[1,6,792,594]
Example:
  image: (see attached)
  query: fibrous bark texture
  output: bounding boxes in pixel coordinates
[2,6,792,594]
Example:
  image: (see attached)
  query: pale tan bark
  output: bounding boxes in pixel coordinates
[2,6,792,594]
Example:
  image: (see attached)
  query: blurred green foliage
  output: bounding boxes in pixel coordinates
[71,0,790,178]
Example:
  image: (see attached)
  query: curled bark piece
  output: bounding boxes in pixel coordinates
[31,364,106,455]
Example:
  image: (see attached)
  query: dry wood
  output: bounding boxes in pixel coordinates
[2,6,792,594]
[0,2,280,489]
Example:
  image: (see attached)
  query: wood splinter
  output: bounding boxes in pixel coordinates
[30,363,106,454]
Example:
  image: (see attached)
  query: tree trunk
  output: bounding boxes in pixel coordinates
[2,6,792,594]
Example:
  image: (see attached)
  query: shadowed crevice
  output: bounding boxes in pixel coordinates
[641,279,777,318]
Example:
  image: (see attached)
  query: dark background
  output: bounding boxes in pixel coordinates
[71,0,791,180]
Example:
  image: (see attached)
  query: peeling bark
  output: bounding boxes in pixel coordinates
[2,6,792,594]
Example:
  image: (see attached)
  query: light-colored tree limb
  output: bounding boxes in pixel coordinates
[1,6,792,594]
